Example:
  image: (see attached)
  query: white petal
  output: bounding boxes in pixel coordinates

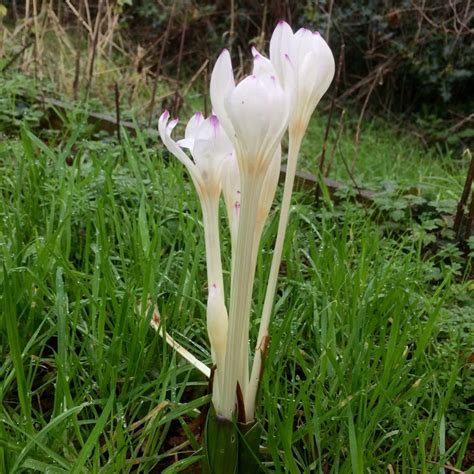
[251,47,277,78]
[192,115,233,183]
[311,34,336,101]
[225,76,268,160]
[202,115,233,158]
[225,75,289,171]
[269,21,294,84]
[158,111,201,185]
[184,112,204,143]
[296,41,335,121]
[294,28,319,66]
[210,49,236,140]
[176,138,193,149]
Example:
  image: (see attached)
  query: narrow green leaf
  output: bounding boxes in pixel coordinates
[70,395,115,473]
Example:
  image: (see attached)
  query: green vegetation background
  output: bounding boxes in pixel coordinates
[0,1,473,472]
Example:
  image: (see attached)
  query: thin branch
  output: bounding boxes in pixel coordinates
[84,0,103,101]
[147,1,176,127]
[182,59,209,97]
[454,151,474,238]
[1,41,33,73]
[318,43,345,175]
[325,108,346,177]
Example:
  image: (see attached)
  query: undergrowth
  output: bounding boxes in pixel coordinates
[0,114,472,471]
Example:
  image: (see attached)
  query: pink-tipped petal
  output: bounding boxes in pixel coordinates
[158,111,199,182]
[270,20,294,82]
[251,46,260,58]
[252,48,277,78]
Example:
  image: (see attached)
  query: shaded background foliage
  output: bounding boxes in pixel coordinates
[118,0,474,114]
[2,0,473,144]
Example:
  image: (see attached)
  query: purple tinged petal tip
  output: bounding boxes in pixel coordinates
[209,114,219,127]
[251,46,260,58]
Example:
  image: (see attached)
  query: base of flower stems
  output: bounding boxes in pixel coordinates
[203,404,263,473]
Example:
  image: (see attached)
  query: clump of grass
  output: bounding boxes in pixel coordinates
[0,120,472,471]
[301,113,467,200]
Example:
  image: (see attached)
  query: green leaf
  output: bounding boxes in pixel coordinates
[70,395,115,473]
[237,420,263,473]
[204,405,238,474]
[138,193,150,255]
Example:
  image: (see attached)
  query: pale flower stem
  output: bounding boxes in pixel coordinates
[201,197,227,403]
[220,174,263,419]
[246,130,303,421]
[201,198,225,292]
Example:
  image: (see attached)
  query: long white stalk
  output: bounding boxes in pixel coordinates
[201,196,227,407]
[220,174,263,420]
[201,197,224,292]
[245,130,303,420]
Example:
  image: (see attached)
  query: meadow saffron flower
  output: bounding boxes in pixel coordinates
[157,21,334,473]
[158,111,233,202]
[270,20,335,131]
[210,48,290,421]
[158,111,232,408]
[247,22,335,419]
[211,49,289,177]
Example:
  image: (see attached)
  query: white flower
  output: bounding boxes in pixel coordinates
[159,111,232,391]
[269,21,335,130]
[158,111,233,199]
[211,49,289,177]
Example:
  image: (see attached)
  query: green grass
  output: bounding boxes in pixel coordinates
[0,106,473,473]
[300,113,467,201]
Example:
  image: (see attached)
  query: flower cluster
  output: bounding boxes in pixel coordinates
[158,19,334,450]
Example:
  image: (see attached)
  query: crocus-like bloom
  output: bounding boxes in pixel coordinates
[246,24,335,420]
[211,49,289,177]
[156,20,335,473]
[209,49,291,420]
[158,111,233,202]
[158,111,233,408]
[269,21,335,131]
